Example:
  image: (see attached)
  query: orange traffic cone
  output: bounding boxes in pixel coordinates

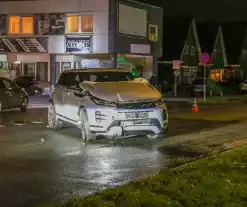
[191,97,199,112]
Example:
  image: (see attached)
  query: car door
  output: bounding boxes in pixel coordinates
[51,73,66,117]
[2,78,22,107]
[62,72,81,122]
[0,79,10,109]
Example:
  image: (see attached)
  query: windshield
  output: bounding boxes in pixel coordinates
[78,71,136,82]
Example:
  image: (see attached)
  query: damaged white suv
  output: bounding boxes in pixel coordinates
[48,69,168,141]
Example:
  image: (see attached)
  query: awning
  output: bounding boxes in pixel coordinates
[0,38,47,53]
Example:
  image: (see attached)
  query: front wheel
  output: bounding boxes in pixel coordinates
[20,96,28,112]
[79,108,96,142]
[48,102,63,130]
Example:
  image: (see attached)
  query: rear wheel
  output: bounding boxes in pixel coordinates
[20,97,28,112]
[48,102,63,130]
[79,108,96,142]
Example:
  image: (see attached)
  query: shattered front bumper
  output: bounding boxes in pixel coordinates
[87,105,168,138]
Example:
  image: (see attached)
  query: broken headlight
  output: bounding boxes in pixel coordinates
[91,96,117,107]
[155,99,165,107]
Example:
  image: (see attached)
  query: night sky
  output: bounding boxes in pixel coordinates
[0,0,246,22]
[139,0,247,22]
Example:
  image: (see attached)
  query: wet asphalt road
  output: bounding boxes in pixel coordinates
[0,107,241,207]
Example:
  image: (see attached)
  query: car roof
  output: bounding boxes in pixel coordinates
[62,68,129,73]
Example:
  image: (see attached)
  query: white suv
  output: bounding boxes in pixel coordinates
[48,69,168,141]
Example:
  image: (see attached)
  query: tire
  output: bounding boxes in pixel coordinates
[20,96,28,112]
[0,101,2,112]
[79,108,95,142]
[48,102,63,130]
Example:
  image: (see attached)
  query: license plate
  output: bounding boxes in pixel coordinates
[134,119,151,125]
[125,111,149,119]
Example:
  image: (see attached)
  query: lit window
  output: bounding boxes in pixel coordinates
[67,16,79,33]
[21,16,33,34]
[8,16,20,34]
[148,24,158,41]
[81,16,93,32]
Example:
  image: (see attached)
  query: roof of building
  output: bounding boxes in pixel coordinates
[161,16,193,61]
[221,22,247,64]
[196,21,219,54]
[63,68,128,73]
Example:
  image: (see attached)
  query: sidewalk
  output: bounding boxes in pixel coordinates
[163,95,247,103]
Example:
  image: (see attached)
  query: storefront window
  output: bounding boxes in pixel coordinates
[8,16,33,34]
[22,63,35,77]
[8,16,21,34]
[21,16,33,34]
[67,16,79,33]
[61,62,71,72]
[81,16,93,32]
[36,62,48,81]
[148,24,158,41]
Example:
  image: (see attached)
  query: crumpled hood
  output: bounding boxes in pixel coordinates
[80,81,162,102]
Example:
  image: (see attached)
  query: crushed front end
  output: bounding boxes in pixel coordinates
[86,97,168,138]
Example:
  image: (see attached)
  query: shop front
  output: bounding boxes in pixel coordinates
[51,35,112,82]
[0,37,49,81]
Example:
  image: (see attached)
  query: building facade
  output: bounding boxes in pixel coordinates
[0,0,163,84]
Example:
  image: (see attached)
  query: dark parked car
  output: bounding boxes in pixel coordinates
[0,77,29,112]
[180,78,223,97]
[13,76,44,96]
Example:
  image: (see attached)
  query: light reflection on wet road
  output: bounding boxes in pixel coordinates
[0,107,240,207]
[0,111,168,207]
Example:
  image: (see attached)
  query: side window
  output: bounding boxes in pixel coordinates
[2,79,15,89]
[63,73,77,86]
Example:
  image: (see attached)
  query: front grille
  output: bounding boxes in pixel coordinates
[117,101,155,109]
